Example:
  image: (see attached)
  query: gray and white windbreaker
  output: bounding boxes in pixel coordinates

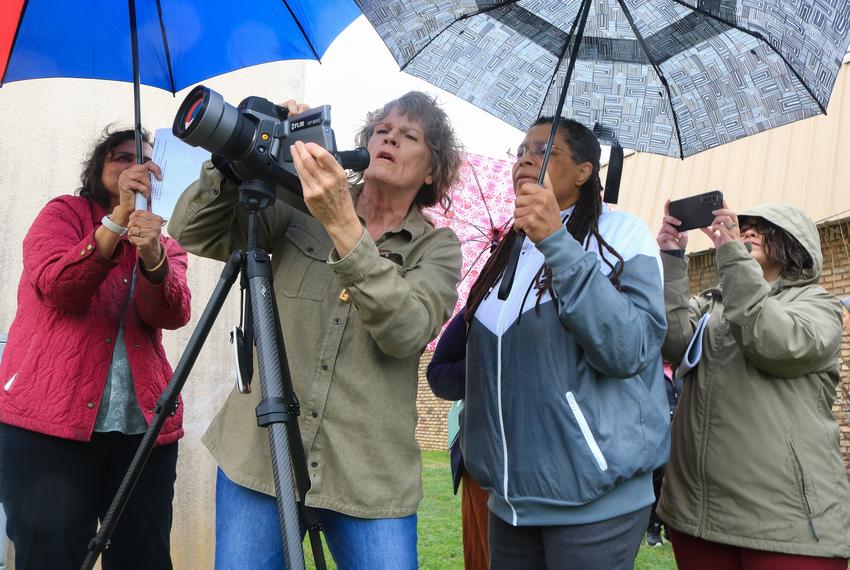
[462,205,670,526]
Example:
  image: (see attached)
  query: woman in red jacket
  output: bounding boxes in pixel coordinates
[0,128,191,570]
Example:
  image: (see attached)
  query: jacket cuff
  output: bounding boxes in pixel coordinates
[136,257,169,289]
[79,227,123,269]
[535,226,586,271]
[661,250,688,282]
[715,239,751,270]
[327,227,373,285]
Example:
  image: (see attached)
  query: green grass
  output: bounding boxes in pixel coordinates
[306,450,677,569]
[636,540,677,570]
[418,450,465,569]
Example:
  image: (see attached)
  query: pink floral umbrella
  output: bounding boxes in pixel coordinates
[424,153,515,350]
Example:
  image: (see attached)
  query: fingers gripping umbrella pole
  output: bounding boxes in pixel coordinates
[129,0,148,211]
[498,0,593,300]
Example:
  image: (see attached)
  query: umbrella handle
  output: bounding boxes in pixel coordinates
[134,192,149,211]
[497,232,524,300]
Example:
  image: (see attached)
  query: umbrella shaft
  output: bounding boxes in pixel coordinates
[538,0,593,184]
[128,0,143,165]
[499,0,593,302]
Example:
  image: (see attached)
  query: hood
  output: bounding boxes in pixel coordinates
[738,203,822,285]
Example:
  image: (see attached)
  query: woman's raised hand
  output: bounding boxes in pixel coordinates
[700,201,740,249]
[128,210,166,270]
[290,141,357,230]
[279,99,311,116]
[657,199,689,251]
[513,172,562,244]
[117,162,162,213]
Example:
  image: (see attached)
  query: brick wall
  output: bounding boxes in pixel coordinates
[415,352,451,451]
[824,221,850,474]
[414,217,850,469]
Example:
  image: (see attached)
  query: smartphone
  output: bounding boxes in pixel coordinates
[668,190,724,232]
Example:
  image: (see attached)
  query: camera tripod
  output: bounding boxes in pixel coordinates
[82,180,326,570]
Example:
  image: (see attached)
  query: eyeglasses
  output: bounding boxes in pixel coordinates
[739,219,768,234]
[511,142,564,160]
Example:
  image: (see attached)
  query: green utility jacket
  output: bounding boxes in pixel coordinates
[168,163,461,518]
[657,204,850,557]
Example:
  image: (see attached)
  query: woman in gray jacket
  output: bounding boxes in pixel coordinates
[461,118,670,569]
[657,202,850,569]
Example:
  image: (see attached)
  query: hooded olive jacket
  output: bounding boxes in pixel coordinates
[168,163,461,518]
[657,204,850,558]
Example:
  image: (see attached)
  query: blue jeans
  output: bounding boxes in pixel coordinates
[214,468,418,570]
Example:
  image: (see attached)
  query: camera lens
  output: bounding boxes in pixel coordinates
[173,86,255,160]
[181,96,204,131]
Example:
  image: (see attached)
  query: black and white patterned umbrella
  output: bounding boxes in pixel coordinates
[356,0,850,159]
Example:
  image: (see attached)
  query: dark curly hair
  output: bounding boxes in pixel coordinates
[77,127,151,209]
[739,217,813,279]
[352,91,463,212]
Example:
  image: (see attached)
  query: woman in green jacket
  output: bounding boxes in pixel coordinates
[656,202,850,570]
[169,91,462,569]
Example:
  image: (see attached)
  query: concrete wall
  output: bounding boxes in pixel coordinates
[0,61,306,568]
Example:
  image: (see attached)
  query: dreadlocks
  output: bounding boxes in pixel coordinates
[465,118,624,322]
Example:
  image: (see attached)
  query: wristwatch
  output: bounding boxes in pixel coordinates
[101,215,128,236]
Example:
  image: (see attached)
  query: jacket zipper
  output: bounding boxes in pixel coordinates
[789,441,820,542]
[565,392,608,471]
[696,318,721,533]
[495,298,517,525]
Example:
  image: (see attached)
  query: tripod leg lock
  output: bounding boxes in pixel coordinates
[153,396,180,417]
[256,396,299,427]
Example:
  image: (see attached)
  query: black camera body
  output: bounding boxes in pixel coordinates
[173,86,369,200]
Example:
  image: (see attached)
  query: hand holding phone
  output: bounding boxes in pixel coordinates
[658,200,689,251]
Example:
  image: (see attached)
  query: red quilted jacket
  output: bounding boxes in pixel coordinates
[0,195,191,445]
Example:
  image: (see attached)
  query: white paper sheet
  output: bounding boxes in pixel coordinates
[675,312,711,379]
[149,128,211,221]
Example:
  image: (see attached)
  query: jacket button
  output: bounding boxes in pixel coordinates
[123,278,129,284]
[311,461,318,468]
[79,249,86,256]
[321,364,328,371]
[133,343,140,349]
[105,337,112,344]
[86,244,93,251]
[333,318,341,325]
[307,246,314,253]
[311,411,318,418]
[86,401,95,409]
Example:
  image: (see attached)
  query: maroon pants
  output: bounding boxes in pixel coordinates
[669,528,847,570]
[461,473,490,570]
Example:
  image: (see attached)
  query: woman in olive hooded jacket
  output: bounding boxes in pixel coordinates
[656,202,850,569]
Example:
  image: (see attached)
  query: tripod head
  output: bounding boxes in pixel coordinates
[238,178,277,212]
[237,178,280,253]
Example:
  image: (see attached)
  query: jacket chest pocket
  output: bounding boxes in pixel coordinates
[280,224,333,302]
